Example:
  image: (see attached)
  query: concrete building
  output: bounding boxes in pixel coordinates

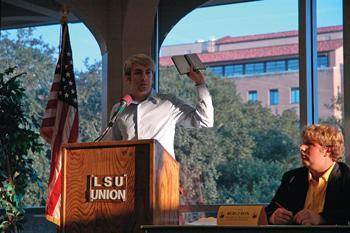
[160,25,343,119]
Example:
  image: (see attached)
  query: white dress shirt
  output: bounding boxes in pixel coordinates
[104,84,214,158]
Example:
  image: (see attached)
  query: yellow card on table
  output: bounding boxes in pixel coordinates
[217,205,267,226]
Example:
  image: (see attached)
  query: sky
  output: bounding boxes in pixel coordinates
[3,0,342,72]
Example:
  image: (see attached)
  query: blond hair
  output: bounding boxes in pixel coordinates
[124,53,155,76]
[302,124,344,161]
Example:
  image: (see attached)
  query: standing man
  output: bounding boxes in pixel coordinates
[265,124,350,225]
[104,53,214,158]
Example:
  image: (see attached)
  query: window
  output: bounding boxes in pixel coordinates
[269,89,279,105]
[317,55,328,68]
[291,87,300,104]
[287,58,299,71]
[225,64,243,77]
[266,60,286,73]
[209,55,328,78]
[245,62,264,75]
[248,90,258,102]
[210,66,224,76]
[160,0,301,213]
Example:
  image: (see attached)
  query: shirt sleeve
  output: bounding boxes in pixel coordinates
[174,83,214,128]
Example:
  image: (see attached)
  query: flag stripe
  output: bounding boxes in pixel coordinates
[46,99,58,109]
[41,117,56,127]
[46,171,62,215]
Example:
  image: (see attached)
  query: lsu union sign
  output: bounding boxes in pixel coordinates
[87,174,127,202]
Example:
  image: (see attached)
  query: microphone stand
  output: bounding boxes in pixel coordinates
[94,95,132,142]
[94,108,125,142]
[94,122,113,142]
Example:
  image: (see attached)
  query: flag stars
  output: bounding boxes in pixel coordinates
[71,90,75,94]
[67,52,71,56]
[66,72,71,77]
[69,81,73,86]
[65,93,69,98]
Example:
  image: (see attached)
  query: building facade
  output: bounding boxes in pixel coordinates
[159,26,343,119]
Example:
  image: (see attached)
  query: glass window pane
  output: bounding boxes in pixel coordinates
[287,58,299,71]
[291,87,300,104]
[225,64,243,77]
[248,90,258,102]
[269,89,279,105]
[266,60,286,73]
[317,0,342,125]
[224,65,234,77]
[245,62,264,75]
[159,0,300,221]
[317,55,329,68]
[210,66,224,76]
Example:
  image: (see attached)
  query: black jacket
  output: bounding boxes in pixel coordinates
[265,162,350,225]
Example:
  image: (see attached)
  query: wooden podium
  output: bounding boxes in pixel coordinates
[61,139,180,233]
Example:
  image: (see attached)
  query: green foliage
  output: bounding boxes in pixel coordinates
[0,28,103,208]
[322,91,343,128]
[75,59,102,142]
[0,67,43,232]
[0,29,55,207]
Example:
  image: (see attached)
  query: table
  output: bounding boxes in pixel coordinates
[141,225,350,233]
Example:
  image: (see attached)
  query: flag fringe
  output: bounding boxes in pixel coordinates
[46,214,60,226]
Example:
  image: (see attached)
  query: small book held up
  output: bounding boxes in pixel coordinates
[171,53,206,75]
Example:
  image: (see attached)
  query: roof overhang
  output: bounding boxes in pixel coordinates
[1,0,259,30]
[1,0,79,30]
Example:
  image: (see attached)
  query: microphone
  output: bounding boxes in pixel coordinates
[94,95,133,142]
[107,95,133,127]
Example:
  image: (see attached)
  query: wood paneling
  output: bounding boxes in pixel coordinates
[61,139,179,233]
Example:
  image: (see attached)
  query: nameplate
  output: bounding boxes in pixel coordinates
[217,205,267,225]
[86,174,127,202]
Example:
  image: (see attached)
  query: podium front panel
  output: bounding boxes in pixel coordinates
[61,140,179,233]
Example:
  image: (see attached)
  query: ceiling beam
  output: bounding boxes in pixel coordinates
[2,0,61,18]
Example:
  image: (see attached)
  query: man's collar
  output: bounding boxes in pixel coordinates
[149,89,157,100]
[308,162,336,183]
[131,89,158,104]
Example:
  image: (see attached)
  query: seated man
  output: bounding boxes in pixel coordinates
[265,124,350,225]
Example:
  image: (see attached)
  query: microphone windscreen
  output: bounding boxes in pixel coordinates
[121,95,133,106]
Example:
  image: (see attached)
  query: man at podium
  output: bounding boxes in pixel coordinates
[104,53,214,158]
[265,124,350,225]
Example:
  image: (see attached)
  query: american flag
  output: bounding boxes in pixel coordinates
[40,22,79,225]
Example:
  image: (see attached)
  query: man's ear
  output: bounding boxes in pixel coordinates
[324,147,332,157]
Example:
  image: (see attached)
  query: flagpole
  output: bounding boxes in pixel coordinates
[59,5,68,88]
[60,4,69,24]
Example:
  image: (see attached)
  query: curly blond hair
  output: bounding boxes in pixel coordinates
[302,124,344,161]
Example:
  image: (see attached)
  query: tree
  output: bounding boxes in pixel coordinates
[0,67,43,232]
[0,29,103,206]
[0,29,56,206]
[322,91,343,128]
[75,59,102,142]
